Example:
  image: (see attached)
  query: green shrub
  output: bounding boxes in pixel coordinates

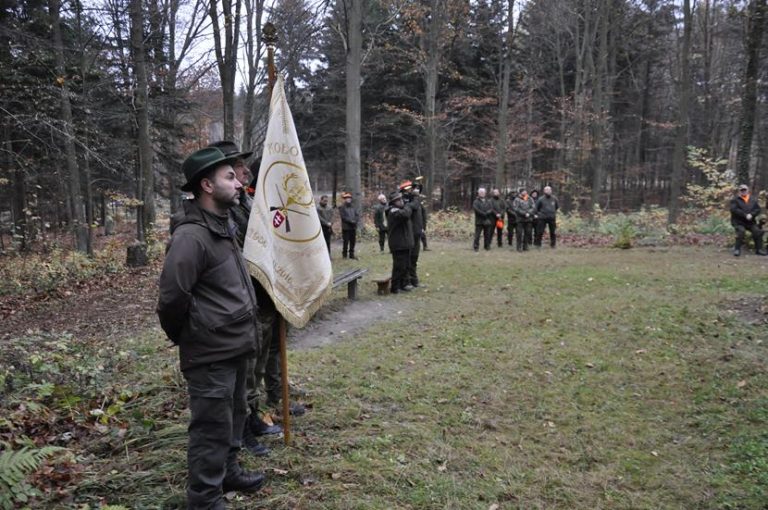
[694,214,732,235]
[600,214,637,249]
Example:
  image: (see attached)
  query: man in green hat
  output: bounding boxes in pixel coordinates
[157,146,265,509]
[207,141,282,460]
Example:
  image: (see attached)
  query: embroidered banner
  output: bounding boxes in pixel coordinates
[243,75,332,328]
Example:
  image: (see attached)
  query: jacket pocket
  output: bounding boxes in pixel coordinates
[209,303,255,334]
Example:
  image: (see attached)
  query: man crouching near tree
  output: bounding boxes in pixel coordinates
[157,146,265,509]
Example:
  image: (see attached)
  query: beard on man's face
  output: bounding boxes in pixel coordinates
[211,182,240,209]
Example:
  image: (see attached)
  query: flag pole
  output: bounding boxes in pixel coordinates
[262,21,291,446]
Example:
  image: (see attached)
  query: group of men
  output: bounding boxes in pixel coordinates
[473,186,559,252]
[315,192,364,259]
[314,181,429,267]
[157,141,305,510]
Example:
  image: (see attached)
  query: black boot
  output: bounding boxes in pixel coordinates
[242,425,270,457]
[249,414,283,436]
[268,400,307,416]
[223,452,265,493]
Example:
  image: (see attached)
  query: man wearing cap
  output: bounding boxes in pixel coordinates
[387,191,415,293]
[472,187,495,251]
[730,184,766,257]
[490,188,505,248]
[340,192,360,259]
[317,195,334,254]
[373,193,388,252]
[157,147,265,509]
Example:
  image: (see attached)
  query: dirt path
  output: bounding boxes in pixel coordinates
[289,297,412,350]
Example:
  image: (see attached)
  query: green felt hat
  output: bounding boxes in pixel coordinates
[180,147,238,192]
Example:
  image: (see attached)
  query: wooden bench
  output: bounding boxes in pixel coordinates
[333,268,368,300]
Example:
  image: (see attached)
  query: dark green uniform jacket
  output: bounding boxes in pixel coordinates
[373,203,387,230]
[535,195,559,219]
[340,203,360,231]
[410,199,425,235]
[490,197,505,220]
[387,202,415,251]
[157,200,258,371]
[473,197,495,225]
[317,204,334,228]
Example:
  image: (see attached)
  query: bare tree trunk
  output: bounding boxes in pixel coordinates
[736,0,767,185]
[243,0,265,151]
[74,0,94,255]
[131,0,154,246]
[591,0,617,211]
[702,0,718,158]
[668,0,692,224]
[525,82,533,182]
[51,0,88,252]
[210,0,241,140]
[345,0,362,212]
[423,0,441,199]
[496,0,515,189]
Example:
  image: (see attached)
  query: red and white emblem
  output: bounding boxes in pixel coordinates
[272,210,285,228]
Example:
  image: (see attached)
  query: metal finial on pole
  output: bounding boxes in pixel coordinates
[262,22,278,94]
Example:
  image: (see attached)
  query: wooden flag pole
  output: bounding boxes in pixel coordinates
[278,315,290,445]
[262,22,291,446]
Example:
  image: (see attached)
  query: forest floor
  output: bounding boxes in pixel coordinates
[2,240,768,509]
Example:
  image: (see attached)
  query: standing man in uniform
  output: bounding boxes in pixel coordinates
[339,192,360,259]
[512,188,536,252]
[403,181,425,287]
[490,188,505,248]
[730,184,766,256]
[472,187,495,251]
[387,190,415,293]
[505,191,517,246]
[373,193,388,252]
[414,176,430,251]
[209,141,283,459]
[157,147,265,509]
[317,195,334,254]
[535,185,559,249]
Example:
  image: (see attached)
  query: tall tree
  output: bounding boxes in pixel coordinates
[668,0,692,224]
[50,0,88,252]
[496,0,515,188]
[340,0,363,210]
[736,0,767,185]
[130,0,154,242]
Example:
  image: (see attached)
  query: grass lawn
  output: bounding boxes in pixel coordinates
[3,241,768,509]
